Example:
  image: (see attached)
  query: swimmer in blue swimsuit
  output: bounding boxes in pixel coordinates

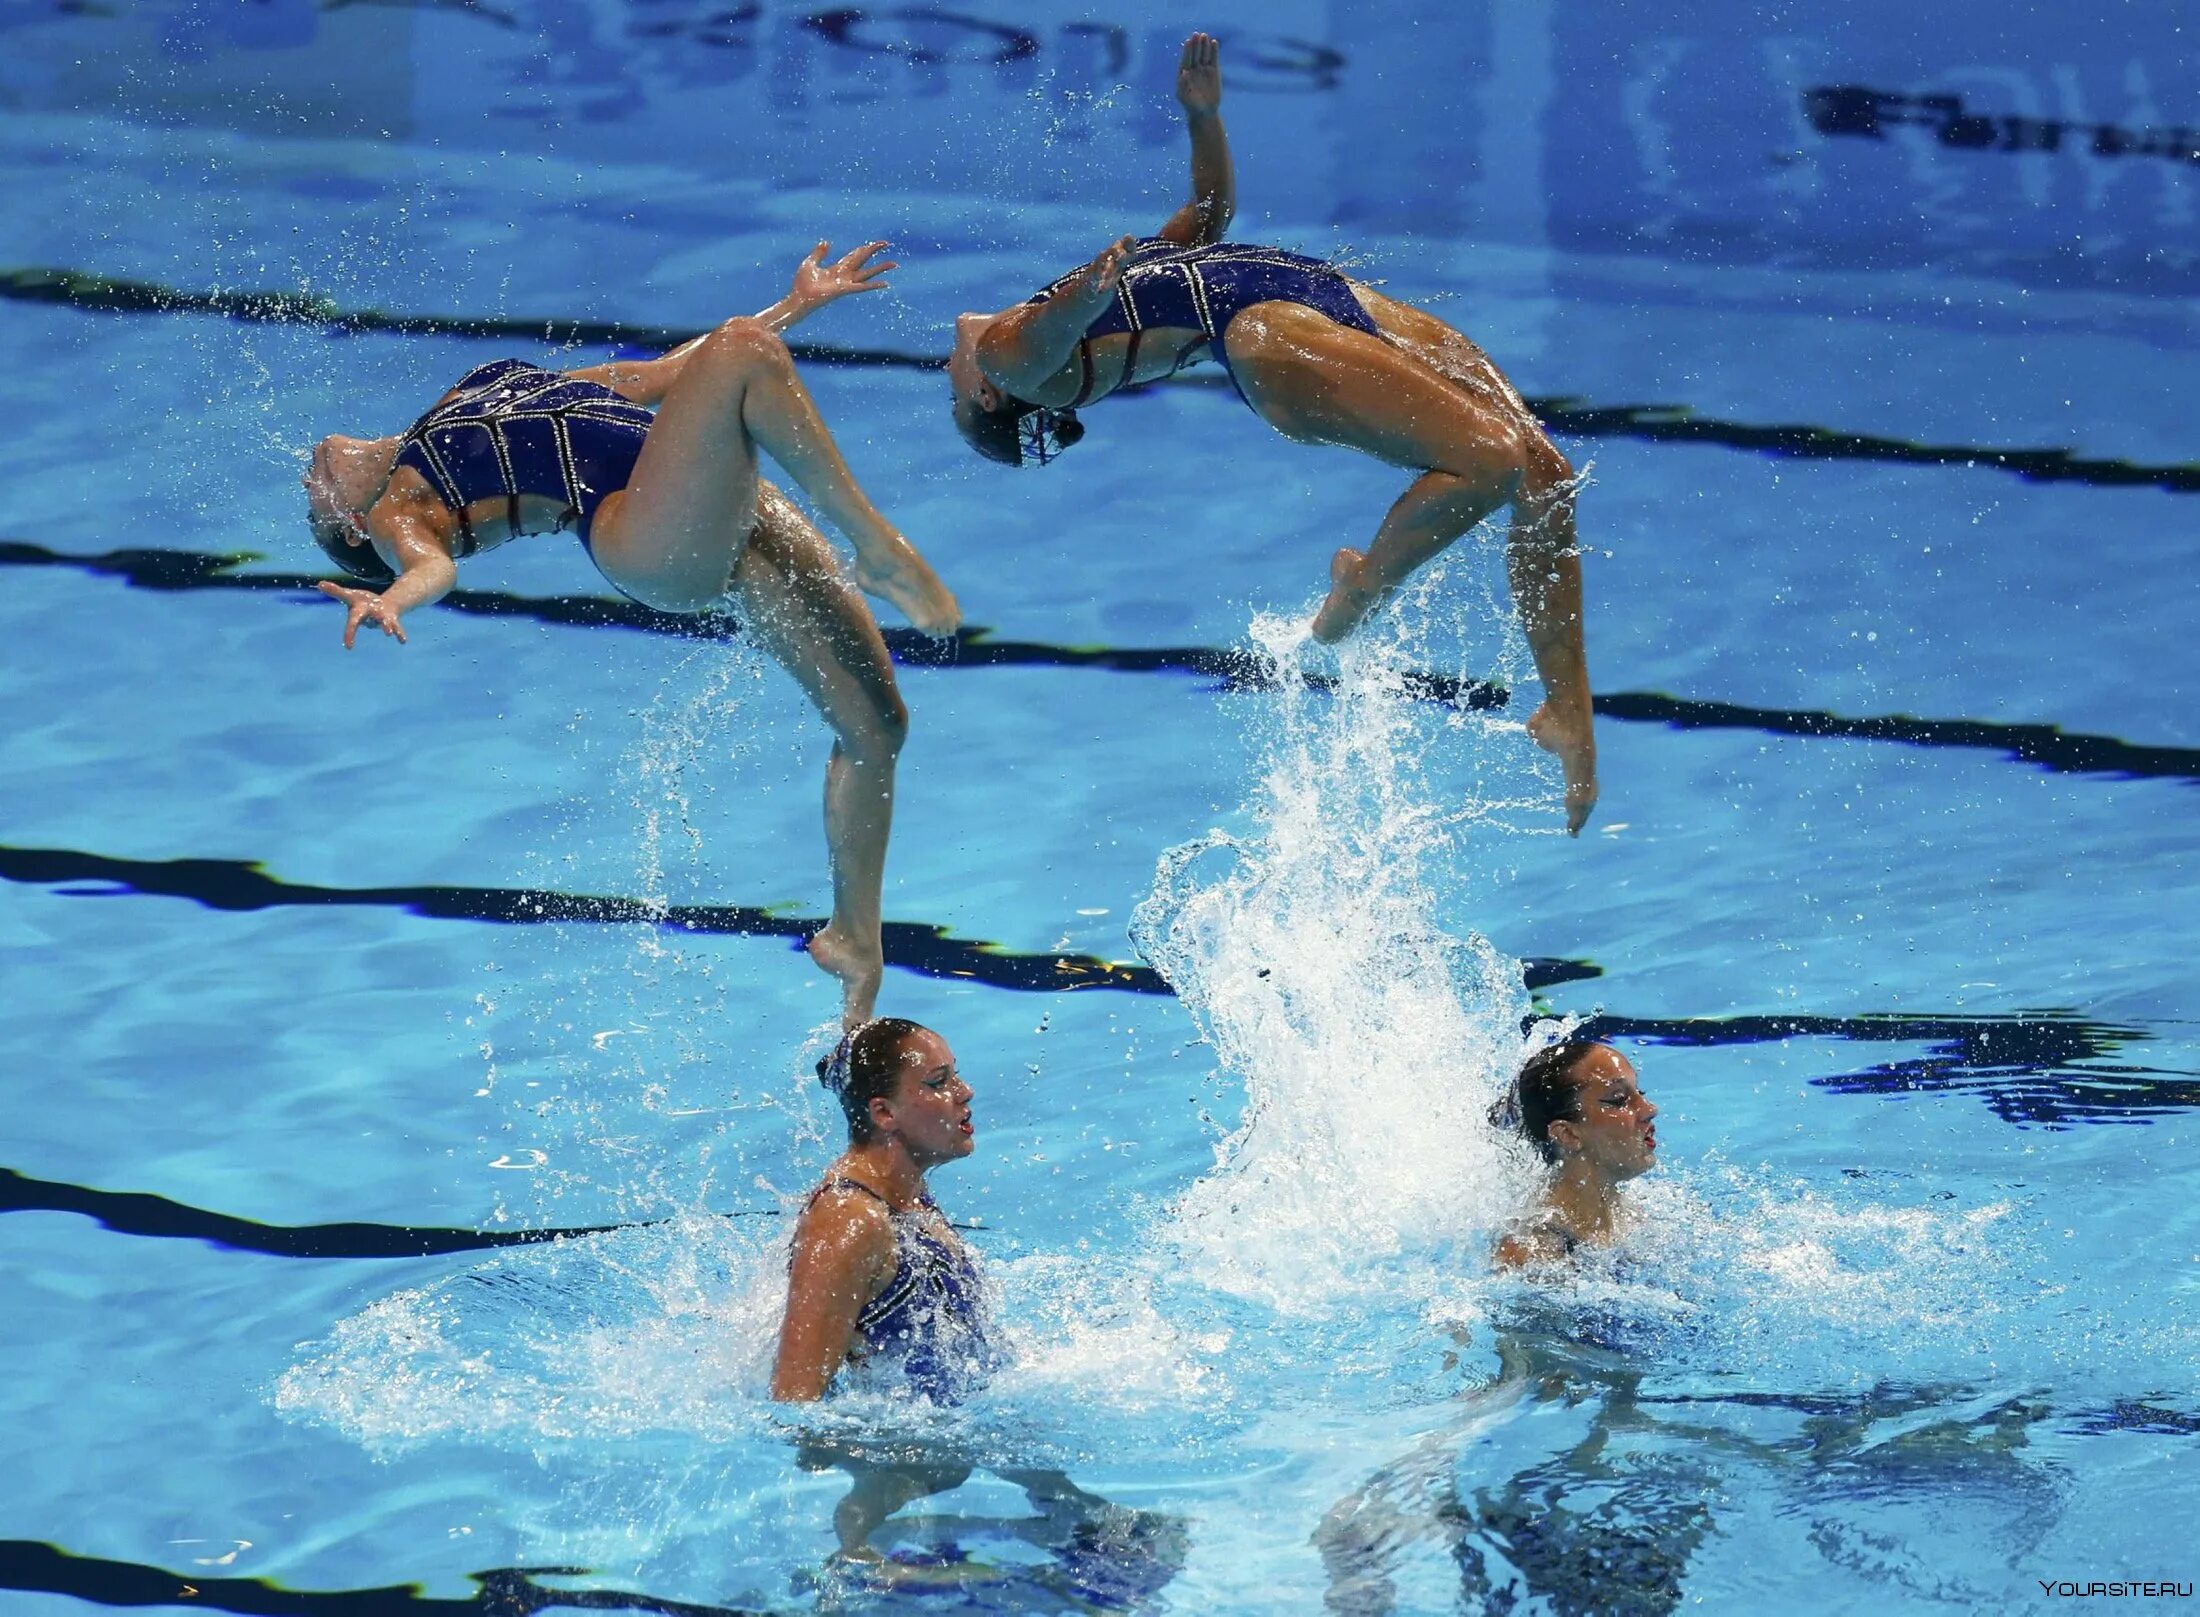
[301,244,958,1026]
[774,1017,993,1404]
[1490,1040,1660,1269]
[945,34,1599,833]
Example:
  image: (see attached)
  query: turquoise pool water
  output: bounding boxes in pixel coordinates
[2,4,2196,1613]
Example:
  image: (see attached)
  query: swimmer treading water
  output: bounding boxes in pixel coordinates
[1490,1040,1660,1268]
[301,243,959,1027]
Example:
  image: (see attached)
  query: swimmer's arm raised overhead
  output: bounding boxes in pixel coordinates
[570,242,896,407]
[973,235,1138,400]
[770,1188,897,1402]
[313,507,456,648]
[1154,33,1234,247]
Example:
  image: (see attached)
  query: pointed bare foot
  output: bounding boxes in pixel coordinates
[1310,547,1378,643]
[1527,700,1599,835]
[807,924,883,1027]
[856,537,960,638]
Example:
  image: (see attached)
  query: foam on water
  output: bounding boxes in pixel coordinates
[1131,605,1549,1315]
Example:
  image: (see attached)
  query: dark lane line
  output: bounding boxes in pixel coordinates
[8,264,2196,495]
[0,1167,638,1260]
[1594,692,2200,783]
[1582,1008,2185,1128]
[0,1540,761,1617]
[11,539,2196,784]
[0,840,1602,998]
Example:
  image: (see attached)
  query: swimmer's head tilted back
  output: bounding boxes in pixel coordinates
[302,435,397,583]
[944,311,1085,468]
[309,511,397,583]
[820,1016,935,1144]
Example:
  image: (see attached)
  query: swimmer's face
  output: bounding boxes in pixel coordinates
[871,1029,975,1165]
[1545,1047,1658,1181]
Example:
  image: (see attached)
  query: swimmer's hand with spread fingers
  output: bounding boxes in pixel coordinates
[315,513,456,649]
[316,580,408,648]
[765,240,898,334]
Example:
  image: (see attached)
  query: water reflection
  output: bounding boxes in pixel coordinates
[1318,1321,2062,1615]
[791,1435,1187,1613]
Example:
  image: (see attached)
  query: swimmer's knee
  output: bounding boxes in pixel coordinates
[698,317,793,377]
[843,684,908,762]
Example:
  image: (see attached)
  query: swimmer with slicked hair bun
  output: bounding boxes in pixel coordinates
[1491,1040,1659,1269]
[773,1018,992,1404]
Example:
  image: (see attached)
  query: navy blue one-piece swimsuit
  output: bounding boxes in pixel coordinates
[1025,238,1381,403]
[393,359,653,555]
[820,1179,996,1404]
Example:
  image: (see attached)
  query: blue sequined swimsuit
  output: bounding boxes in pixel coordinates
[393,359,653,552]
[1025,238,1381,404]
[823,1179,996,1403]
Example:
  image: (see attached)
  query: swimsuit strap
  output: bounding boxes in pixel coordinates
[1068,339,1098,408]
[1064,326,1148,409]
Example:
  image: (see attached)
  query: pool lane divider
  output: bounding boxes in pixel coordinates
[0,1540,770,1617]
[8,539,2196,786]
[0,839,1603,998]
[8,264,2197,496]
[1580,1008,2181,1128]
[0,1167,635,1260]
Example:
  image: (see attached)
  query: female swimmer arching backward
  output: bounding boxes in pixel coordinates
[303,245,961,1027]
[945,33,1598,833]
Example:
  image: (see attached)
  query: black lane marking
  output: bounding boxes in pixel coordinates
[1593,691,2200,785]
[0,840,1599,997]
[9,264,2197,494]
[0,1167,635,1260]
[1581,1009,2187,1128]
[0,1540,763,1617]
[0,842,1164,994]
[0,837,2167,1120]
[0,541,1506,707]
[0,265,939,373]
[1804,84,2200,171]
[12,538,2198,784]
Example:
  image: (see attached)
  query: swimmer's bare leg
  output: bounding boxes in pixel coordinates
[1509,449,1597,833]
[733,487,909,1028]
[1233,301,1598,831]
[595,318,957,632]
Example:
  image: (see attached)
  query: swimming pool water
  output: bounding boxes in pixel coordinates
[2,4,2196,1613]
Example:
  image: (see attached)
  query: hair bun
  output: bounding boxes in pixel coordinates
[818,1036,855,1094]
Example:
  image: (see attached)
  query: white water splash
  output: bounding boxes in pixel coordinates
[1133,609,1552,1314]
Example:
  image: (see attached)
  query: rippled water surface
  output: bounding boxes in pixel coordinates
[2,3,2195,1613]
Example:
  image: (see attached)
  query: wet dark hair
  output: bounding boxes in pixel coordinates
[310,511,396,584]
[1490,1039,1605,1164]
[817,1017,933,1143]
[957,396,1084,468]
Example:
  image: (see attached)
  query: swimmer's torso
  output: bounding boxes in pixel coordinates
[386,359,654,554]
[1019,238,1379,408]
[828,1180,995,1402]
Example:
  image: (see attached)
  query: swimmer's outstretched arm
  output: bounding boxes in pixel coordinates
[571,241,897,408]
[314,510,456,648]
[973,235,1138,397]
[1155,32,1233,247]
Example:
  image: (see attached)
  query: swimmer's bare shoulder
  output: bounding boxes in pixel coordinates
[1492,1222,1573,1272]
